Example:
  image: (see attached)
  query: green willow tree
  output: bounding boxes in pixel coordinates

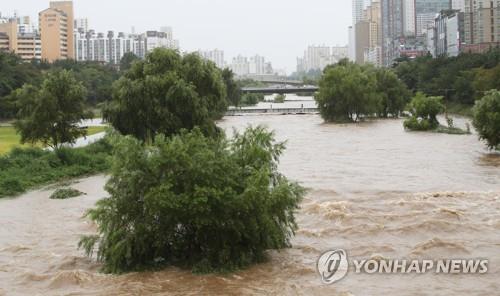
[373,68,410,117]
[222,68,242,106]
[103,48,228,142]
[79,127,305,273]
[315,62,377,122]
[13,70,90,149]
[473,90,500,150]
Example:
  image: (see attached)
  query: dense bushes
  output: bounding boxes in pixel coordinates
[0,52,119,121]
[79,127,305,273]
[315,61,409,122]
[393,49,500,105]
[403,92,445,131]
[473,90,500,150]
[241,93,265,106]
[0,138,112,198]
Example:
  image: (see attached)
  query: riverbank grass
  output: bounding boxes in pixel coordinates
[0,126,106,155]
[0,137,112,198]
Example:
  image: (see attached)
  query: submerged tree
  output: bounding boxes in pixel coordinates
[403,92,445,131]
[315,62,378,122]
[473,90,500,150]
[79,126,305,273]
[14,70,90,149]
[103,48,228,142]
[373,68,410,117]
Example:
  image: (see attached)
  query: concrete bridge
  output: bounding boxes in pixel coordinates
[226,107,319,116]
[237,75,304,86]
[241,86,319,94]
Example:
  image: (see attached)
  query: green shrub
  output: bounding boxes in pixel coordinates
[79,127,305,274]
[403,117,432,131]
[473,90,500,150]
[0,137,112,198]
[241,93,264,106]
[404,93,445,131]
[274,94,286,103]
[50,188,85,199]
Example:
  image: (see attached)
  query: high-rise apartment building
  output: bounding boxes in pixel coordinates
[230,55,250,76]
[434,9,464,56]
[249,55,265,75]
[414,0,451,35]
[355,21,371,63]
[198,49,225,68]
[360,0,383,66]
[49,1,74,58]
[39,1,74,62]
[452,0,465,11]
[74,28,179,64]
[464,0,500,48]
[381,0,404,65]
[403,0,416,35]
[74,18,88,32]
[0,17,41,61]
[0,18,17,53]
[353,0,366,24]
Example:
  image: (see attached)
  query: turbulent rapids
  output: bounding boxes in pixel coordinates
[1,111,499,295]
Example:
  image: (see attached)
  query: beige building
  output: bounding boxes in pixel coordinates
[355,21,370,64]
[39,1,74,62]
[0,18,41,61]
[359,0,382,66]
[0,19,18,52]
[464,0,500,45]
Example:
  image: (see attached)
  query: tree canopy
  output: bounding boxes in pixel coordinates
[315,61,409,122]
[473,90,500,150]
[13,70,91,149]
[103,48,228,142]
[222,68,242,106]
[393,49,500,105]
[403,92,445,131]
[79,126,305,273]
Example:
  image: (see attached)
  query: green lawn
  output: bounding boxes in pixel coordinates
[0,126,107,155]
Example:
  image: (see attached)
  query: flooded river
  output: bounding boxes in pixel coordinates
[1,112,499,295]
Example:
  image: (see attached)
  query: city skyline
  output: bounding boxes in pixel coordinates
[0,0,351,72]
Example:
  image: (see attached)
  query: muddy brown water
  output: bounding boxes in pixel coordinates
[1,115,499,296]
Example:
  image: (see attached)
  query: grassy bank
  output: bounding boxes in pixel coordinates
[445,102,474,117]
[0,126,106,155]
[0,138,112,198]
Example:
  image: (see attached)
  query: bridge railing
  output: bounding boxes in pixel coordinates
[225,107,319,116]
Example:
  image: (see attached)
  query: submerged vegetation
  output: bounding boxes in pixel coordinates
[0,138,112,198]
[315,60,410,122]
[50,188,85,200]
[79,127,305,273]
[403,93,444,131]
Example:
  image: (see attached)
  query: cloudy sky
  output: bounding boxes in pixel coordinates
[1,0,352,72]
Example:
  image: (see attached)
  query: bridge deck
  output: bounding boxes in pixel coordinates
[241,86,318,94]
[226,107,319,116]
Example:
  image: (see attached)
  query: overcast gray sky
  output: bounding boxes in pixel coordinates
[1,0,351,72]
